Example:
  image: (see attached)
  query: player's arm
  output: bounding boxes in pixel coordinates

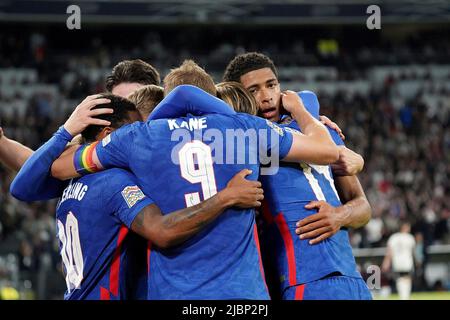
[334,175,372,229]
[331,146,364,176]
[50,144,84,179]
[319,115,345,140]
[10,126,73,201]
[52,133,131,180]
[50,95,116,180]
[281,91,339,165]
[12,95,113,199]
[296,91,357,172]
[148,84,236,120]
[296,90,345,141]
[295,175,372,244]
[382,244,393,272]
[412,240,418,270]
[0,127,34,172]
[130,169,264,248]
[294,129,370,244]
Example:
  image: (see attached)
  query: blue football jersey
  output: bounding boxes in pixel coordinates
[94,113,294,299]
[260,119,363,293]
[56,168,153,300]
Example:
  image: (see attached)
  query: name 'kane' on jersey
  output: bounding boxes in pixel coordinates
[94,113,294,299]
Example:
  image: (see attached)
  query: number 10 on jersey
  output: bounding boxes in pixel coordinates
[57,212,84,293]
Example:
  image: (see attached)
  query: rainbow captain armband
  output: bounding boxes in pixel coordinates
[74,142,101,175]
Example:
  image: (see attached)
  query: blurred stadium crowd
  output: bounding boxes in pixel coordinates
[0,26,449,299]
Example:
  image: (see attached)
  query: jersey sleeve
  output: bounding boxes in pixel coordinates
[298,90,320,120]
[148,85,236,120]
[327,127,346,146]
[280,117,346,149]
[93,124,136,170]
[10,126,70,201]
[297,90,345,147]
[245,115,294,159]
[104,170,154,228]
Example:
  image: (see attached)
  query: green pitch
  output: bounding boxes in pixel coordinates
[374,291,450,300]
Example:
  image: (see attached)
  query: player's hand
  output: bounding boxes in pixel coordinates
[331,147,364,176]
[224,169,264,208]
[63,94,113,137]
[0,127,4,140]
[319,115,345,140]
[295,201,344,245]
[280,90,306,114]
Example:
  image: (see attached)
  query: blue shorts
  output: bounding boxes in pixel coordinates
[282,275,373,300]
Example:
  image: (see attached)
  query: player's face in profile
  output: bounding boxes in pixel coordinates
[112,82,145,98]
[240,67,281,122]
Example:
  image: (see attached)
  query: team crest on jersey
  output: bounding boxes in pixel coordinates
[265,120,284,136]
[121,186,145,208]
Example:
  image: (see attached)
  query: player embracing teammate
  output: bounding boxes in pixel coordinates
[5,55,372,300]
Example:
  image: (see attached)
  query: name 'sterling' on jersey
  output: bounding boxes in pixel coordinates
[59,181,88,206]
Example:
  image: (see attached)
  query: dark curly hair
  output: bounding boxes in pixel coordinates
[105,59,160,92]
[81,94,137,142]
[223,52,278,83]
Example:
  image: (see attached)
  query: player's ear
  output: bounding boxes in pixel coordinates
[96,126,113,140]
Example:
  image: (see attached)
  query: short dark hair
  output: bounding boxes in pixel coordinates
[223,52,278,83]
[164,60,217,96]
[81,94,137,142]
[105,59,160,92]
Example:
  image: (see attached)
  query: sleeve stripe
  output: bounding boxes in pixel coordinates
[74,142,100,175]
[83,141,98,172]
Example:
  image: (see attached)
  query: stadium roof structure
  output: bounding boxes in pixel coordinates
[1,0,450,25]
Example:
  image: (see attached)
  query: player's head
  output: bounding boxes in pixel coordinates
[400,221,411,233]
[164,60,217,96]
[105,59,161,98]
[127,85,164,121]
[81,94,141,143]
[223,52,282,122]
[216,81,258,116]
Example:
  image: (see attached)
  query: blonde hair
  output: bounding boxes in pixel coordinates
[127,85,164,120]
[216,81,258,116]
[163,60,217,96]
